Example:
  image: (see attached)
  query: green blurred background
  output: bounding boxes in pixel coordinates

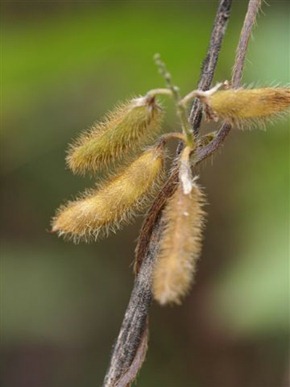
[1,1,289,386]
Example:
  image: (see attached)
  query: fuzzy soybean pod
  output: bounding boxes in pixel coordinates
[66,95,163,174]
[52,145,165,242]
[152,182,205,305]
[206,87,290,126]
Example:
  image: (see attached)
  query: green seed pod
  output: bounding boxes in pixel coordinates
[52,145,165,242]
[66,95,163,174]
[152,182,205,305]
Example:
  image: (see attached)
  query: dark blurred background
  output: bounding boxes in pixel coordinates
[1,1,289,386]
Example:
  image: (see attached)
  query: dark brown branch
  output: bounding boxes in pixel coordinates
[103,2,232,385]
[136,0,233,276]
[190,0,233,132]
[103,1,232,385]
[115,323,149,387]
[103,0,262,385]
[103,215,164,387]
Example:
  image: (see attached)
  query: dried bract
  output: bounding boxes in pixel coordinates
[179,146,193,195]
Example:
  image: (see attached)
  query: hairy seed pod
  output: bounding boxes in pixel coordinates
[152,182,205,305]
[205,87,290,125]
[52,145,165,242]
[66,95,163,174]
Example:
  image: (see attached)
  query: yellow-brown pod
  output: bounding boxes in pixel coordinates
[66,95,163,174]
[52,145,165,242]
[206,87,290,125]
[152,182,205,305]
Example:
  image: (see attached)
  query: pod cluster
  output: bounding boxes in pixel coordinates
[52,76,290,306]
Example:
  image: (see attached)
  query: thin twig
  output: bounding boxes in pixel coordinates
[232,0,262,87]
[103,0,262,385]
[190,0,233,133]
